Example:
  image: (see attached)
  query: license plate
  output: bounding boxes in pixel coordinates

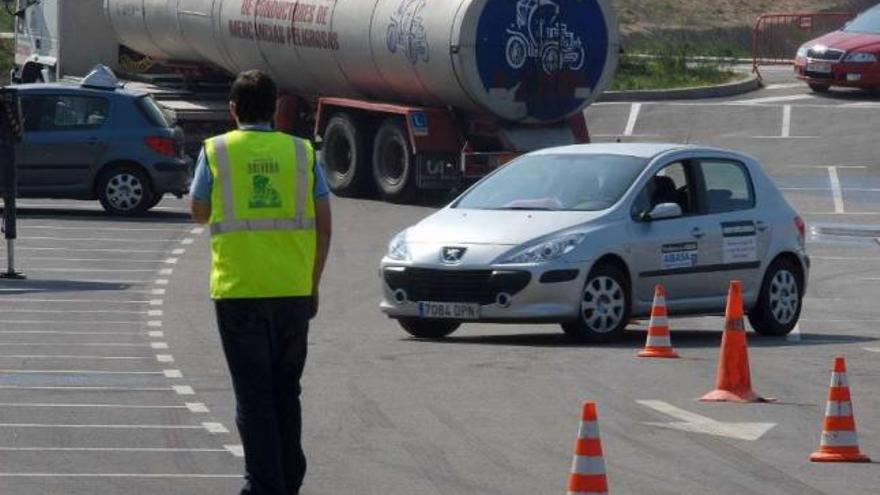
[807,62,832,74]
[418,302,480,320]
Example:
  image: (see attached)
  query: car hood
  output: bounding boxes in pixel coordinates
[807,31,880,53]
[405,208,607,245]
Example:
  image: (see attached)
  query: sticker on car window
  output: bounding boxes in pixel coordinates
[661,242,699,269]
[722,221,758,264]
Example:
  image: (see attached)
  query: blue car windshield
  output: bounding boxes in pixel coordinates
[843,6,880,34]
[454,153,648,211]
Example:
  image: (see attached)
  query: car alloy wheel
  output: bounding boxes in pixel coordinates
[106,172,145,212]
[768,269,799,325]
[580,275,626,334]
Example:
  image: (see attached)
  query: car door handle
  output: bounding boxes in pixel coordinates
[756,221,769,232]
[691,228,705,239]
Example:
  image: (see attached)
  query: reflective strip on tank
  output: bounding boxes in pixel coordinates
[820,430,860,447]
[570,455,607,476]
[825,400,853,418]
[577,421,600,439]
[210,218,316,235]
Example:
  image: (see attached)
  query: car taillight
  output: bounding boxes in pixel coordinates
[144,136,176,157]
[794,216,806,247]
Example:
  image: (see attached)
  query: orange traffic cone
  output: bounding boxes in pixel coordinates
[810,357,871,463]
[700,280,772,403]
[567,402,609,495]
[638,285,679,358]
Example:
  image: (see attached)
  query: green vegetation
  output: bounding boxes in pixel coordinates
[610,51,742,91]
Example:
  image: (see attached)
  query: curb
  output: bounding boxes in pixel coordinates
[599,73,761,102]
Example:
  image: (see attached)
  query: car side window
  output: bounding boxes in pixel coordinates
[632,162,696,218]
[23,95,109,132]
[698,159,755,213]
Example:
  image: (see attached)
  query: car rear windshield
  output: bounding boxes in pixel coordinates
[136,96,173,128]
[843,6,880,34]
[454,153,648,211]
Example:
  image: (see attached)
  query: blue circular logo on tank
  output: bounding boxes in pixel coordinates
[476,0,610,121]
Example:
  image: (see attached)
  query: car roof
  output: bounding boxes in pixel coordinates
[14,82,147,99]
[532,142,702,159]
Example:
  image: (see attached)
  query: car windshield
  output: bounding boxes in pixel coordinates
[843,6,880,34]
[137,96,173,128]
[454,153,648,211]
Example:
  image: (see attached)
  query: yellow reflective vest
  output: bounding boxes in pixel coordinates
[205,129,316,299]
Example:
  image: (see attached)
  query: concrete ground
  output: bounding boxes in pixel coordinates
[0,66,878,494]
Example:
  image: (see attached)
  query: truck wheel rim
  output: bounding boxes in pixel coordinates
[106,173,144,211]
[379,137,406,187]
[769,269,799,324]
[581,276,624,334]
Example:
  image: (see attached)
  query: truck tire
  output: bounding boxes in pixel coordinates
[97,165,155,216]
[398,318,460,339]
[322,113,370,197]
[372,118,416,203]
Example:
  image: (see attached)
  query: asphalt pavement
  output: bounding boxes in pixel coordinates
[0,67,878,494]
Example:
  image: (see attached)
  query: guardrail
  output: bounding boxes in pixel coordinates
[752,12,855,80]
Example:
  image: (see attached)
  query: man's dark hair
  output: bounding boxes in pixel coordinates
[230,70,277,124]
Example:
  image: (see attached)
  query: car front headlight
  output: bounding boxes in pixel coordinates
[387,230,411,261]
[844,52,878,63]
[500,232,586,264]
[796,45,808,58]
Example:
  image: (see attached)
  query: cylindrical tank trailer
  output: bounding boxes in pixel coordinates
[105,0,619,199]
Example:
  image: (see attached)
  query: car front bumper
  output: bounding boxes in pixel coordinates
[794,57,880,88]
[379,259,588,323]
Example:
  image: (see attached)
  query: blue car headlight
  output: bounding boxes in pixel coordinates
[387,230,411,261]
[500,233,586,264]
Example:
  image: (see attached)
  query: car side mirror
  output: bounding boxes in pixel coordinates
[641,202,682,222]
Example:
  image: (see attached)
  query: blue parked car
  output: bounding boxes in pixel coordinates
[14,66,190,215]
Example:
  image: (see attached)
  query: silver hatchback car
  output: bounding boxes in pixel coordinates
[380,143,810,342]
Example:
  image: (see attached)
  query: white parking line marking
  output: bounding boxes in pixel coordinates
[623,103,642,137]
[149,299,163,306]
[150,342,169,350]
[191,227,205,235]
[24,268,156,274]
[147,310,164,317]
[15,247,169,254]
[0,386,178,392]
[165,258,178,264]
[0,309,159,315]
[781,105,791,138]
[0,330,143,336]
[863,347,880,352]
[203,422,229,434]
[788,165,867,169]
[155,279,169,285]
[155,354,174,363]
[801,211,880,216]
[828,166,845,214]
[3,257,167,264]
[0,321,147,326]
[151,288,166,295]
[0,355,151,360]
[148,331,164,338]
[159,268,174,276]
[163,369,183,378]
[0,473,241,479]
[0,343,157,347]
[181,238,194,245]
[21,225,185,232]
[0,403,189,409]
[763,83,804,90]
[148,321,163,328]
[0,369,167,375]
[0,298,152,305]
[732,94,815,104]
[0,447,231,453]
[173,385,195,395]
[186,402,209,413]
[21,236,179,244]
[0,423,213,430]
[224,445,245,457]
[172,248,185,255]
[781,187,880,192]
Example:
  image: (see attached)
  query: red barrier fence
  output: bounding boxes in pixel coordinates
[752,12,855,80]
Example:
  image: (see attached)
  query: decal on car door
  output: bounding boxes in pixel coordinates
[661,242,699,269]
[722,221,758,264]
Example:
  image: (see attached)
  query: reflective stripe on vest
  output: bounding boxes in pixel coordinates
[209,134,311,235]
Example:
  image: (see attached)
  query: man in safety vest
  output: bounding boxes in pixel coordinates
[190,70,332,495]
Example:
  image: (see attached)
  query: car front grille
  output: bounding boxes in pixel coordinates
[807,48,844,61]
[384,268,531,305]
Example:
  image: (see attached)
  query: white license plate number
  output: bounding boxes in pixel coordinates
[807,62,832,74]
[418,302,480,320]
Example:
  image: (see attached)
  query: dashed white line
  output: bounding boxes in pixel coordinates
[148,331,165,338]
[3,257,168,264]
[15,247,169,254]
[781,105,791,138]
[0,355,152,360]
[165,258,179,264]
[173,385,195,395]
[151,289,166,295]
[0,369,169,375]
[0,342,160,347]
[21,225,186,232]
[186,402,209,413]
[21,236,180,244]
[0,403,192,410]
[171,249,186,255]
[0,321,148,326]
[163,369,183,379]
[24,268,157,273]
[147,309,164,317]
[0,473,241,479]
[864,347,880,353]
[0,309,160,315]
[0,386,179,392]
[147,321,163,328]
[0,447,232,453]
[623,103,642,137]
[0,330,143,336]
[190,227,205,235]
[202,422,229,434]
[828,166,845,214]
[159,268,174,276]
[155,279,169,285]
[181,238,194,245]
[150,342,169,350]
[730,94,816,104]
[149,299,163,306]
[155,354,174,363]
[0,298,153,305]
[224,445,245,457]
[0,423,217,431]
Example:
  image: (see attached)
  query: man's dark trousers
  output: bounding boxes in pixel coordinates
[215,297,312,495]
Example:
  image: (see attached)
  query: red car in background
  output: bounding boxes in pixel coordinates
[794,4,880,92]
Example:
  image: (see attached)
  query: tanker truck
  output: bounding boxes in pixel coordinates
[17,0,620,202]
